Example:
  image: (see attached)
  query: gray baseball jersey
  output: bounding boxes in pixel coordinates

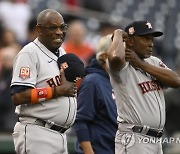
[11,38,77,127]
[110,56,168,129]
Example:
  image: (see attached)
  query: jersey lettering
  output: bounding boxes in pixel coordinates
[55,75,61,85]
[159,61,166,68]
[138,80,161,94]
[47,75,61,87]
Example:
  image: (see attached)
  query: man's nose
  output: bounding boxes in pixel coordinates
[55,28,63,34]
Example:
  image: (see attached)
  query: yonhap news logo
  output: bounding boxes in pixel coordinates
[138,137,180,144]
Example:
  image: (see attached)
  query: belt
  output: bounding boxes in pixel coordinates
[132,126,163,138]
[18,118,69,133]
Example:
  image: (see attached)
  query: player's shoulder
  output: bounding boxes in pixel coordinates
[84,73,103,86]
[145,56,162,64]
[15,41,38,62]
[19,41,37,54]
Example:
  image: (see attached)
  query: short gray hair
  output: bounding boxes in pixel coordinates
[37,9,61,25]
[96,34,112,62]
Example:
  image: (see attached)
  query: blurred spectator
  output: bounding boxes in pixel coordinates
[100,22,119,36]
[0,47,18,132]
[0,21,4,72]
[85,21,118,64]
[63,20,95,66]
[0,25,20,132]
[21,18,38,46]
[0,28,22,50]
[0,0,32,43]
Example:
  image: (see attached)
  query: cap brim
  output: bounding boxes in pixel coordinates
[138,31,163,37]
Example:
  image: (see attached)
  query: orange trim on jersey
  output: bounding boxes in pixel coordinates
[31,87,53,104]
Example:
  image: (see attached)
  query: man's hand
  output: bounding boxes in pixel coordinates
[125,48,143,68]
[57,69,77,97]
[112,29,127,42]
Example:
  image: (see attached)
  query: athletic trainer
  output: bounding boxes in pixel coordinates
[73,35,118,154]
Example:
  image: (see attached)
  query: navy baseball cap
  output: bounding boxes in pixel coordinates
[125,20,163,37]
[57,53,85,82]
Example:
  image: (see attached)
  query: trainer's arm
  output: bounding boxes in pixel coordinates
[80,141,94,154]
[108,29,126,71]
[12,69,76,106]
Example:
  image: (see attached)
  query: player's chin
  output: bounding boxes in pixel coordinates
[52,41,62,49]
[144,52,152,58]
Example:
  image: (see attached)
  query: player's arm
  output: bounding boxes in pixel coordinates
[80,141,94,154]
[108,29,127,72]
[11,69,77,106]
[125,49,180,88]
[138,61,180,88]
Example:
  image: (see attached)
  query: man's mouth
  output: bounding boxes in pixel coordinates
[53,38,62,43]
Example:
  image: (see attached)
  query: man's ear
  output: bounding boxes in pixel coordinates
[98,53,108,65]
[126,37,134,46]
[36,26,42,35]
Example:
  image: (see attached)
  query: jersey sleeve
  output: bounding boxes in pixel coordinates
[149,56,170,70]
[11,51,37,88]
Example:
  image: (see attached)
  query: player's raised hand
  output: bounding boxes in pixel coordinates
[57,69,77,97]
[112,29,127,41]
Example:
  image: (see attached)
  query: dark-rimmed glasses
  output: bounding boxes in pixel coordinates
[37,24,68,32]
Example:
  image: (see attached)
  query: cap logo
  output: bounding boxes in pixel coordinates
[61,62,69,70]
[129,27,135,35]
[146,22,152,29]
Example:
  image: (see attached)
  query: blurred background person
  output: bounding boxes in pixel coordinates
[21,17,38,46]
[0,21,20,133]
[63,20,95,66]
[0,46,18,132]
[0,0,32,44]
[0,28,22,51]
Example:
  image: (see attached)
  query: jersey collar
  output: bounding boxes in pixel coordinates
[34,38,59,61]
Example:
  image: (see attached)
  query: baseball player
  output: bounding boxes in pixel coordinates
[107,21,180,154]
[10,9,77,154]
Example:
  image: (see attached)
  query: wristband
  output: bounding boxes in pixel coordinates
[31,87,52,104]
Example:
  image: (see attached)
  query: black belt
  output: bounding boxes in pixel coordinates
[132,126,163,138]
[18,118,69,133]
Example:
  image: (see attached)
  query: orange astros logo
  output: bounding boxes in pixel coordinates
[129,27,135,35]
[61,62,69,70]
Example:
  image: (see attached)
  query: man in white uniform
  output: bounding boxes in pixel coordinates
[107,21,180,154]
[11,9,77,154]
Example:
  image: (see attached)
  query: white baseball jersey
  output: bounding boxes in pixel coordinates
[11,38,77,127]
[110,56,168,129]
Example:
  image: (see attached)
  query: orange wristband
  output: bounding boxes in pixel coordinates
[31,87,53,104]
